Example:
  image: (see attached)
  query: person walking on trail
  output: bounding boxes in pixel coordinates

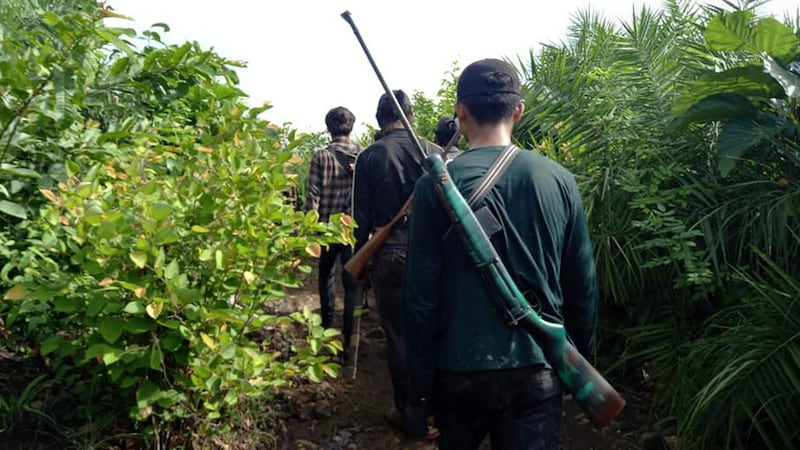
[305,106,361,361]
[403,58,599,449]
[351,89,431,434]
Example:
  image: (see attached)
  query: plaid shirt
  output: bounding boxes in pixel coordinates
[305,136,360,222]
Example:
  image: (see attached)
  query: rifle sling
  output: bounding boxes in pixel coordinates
[444,145,519,238]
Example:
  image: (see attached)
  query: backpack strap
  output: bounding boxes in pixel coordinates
[327,143,357,172]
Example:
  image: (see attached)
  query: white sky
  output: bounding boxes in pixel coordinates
[106,0,797,136]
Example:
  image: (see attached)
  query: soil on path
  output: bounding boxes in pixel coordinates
[270,278,658,450]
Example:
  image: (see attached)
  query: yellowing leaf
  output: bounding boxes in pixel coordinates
[3,284,26,301]
[243,271,256,284]
[145,302,163,319]
[196,145,213,154]
[39,189,58,204]
[200,332,216,350]
[134,287,147,298]
[305,243,321,258]
[288,155,304,165]
[129,251,147,268]
[191,225,209,233]
[339,214,353,227]
[98,277,115,287]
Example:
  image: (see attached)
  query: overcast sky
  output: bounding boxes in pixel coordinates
[107,0,797,136]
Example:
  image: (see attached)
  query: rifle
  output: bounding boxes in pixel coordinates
[344,120,461,283]
[340,10,625,428]
[344,195,412,282]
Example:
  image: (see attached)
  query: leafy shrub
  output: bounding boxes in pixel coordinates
[1,4,350,446]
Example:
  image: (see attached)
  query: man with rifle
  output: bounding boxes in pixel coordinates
[403,58,599,449]
[351,89,432,432]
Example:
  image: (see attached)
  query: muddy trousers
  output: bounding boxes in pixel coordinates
[318,243,358,349]
[435,366,563,450]
[371,244,408,412]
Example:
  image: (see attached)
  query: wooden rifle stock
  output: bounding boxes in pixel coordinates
[344,195,412,281]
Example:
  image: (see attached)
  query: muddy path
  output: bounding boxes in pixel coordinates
[271,279,656,450]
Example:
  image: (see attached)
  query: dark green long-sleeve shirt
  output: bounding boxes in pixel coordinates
[403,146,598,397]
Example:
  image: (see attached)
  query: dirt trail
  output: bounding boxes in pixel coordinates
[272,283,652,450]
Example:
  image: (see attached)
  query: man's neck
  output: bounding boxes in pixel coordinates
[466,126,512,149]
[381,120,405,133]
[331,135,350,143]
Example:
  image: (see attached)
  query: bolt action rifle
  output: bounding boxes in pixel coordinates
[340,10,625,429]
[344,116,462,283]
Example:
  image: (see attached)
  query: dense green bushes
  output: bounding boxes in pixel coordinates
[0,3,349,447]
[514,1,799,447]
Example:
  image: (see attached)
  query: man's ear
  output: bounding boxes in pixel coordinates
[455,102,468,121]
[512,101,525,122]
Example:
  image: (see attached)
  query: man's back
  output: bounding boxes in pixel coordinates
[405,146,597,371]
[305,138,359,222]
[352,129,424,249]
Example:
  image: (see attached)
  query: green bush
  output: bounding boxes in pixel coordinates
[1,4,350,446]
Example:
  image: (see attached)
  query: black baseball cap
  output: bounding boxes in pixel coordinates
[457,58,521,100]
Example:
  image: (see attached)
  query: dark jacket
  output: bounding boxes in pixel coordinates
[403,145,598,396]
[352,129,427,251]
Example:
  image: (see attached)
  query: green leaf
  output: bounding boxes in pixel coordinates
[102,347,123,366]
[752,18,800,60]
[672,66,782,116]
[322,328,340,338]
[0,200,26,219]
[123,301,146,314]
[150,201,172,220]
[0,164,40,178]
[164,260,179,280]
[99,317,124,344]
[124,316,151,334]
[40,335,60,356]
[95,28,134,55]
[129,251,147,268]
[215,250,223,270]
[154,227,179,245]
[149,345,163,370]
[136,380,160,407]
[705,11,755,52]
[672,94,755,128]
[716,120,778,177]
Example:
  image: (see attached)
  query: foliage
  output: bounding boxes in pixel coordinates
[672,9,800,178]
[411,60,460,143]
[0,3,350,447]
[682,251,800,449]
[513,1,800,448]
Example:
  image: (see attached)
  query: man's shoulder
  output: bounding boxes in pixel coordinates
[514,148,575,177]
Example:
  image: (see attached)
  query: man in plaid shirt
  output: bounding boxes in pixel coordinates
[305,106,361,359]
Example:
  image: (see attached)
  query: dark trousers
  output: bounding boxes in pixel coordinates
[318,243,358,349]
[435,366,563,450]
[371,244,408,412]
